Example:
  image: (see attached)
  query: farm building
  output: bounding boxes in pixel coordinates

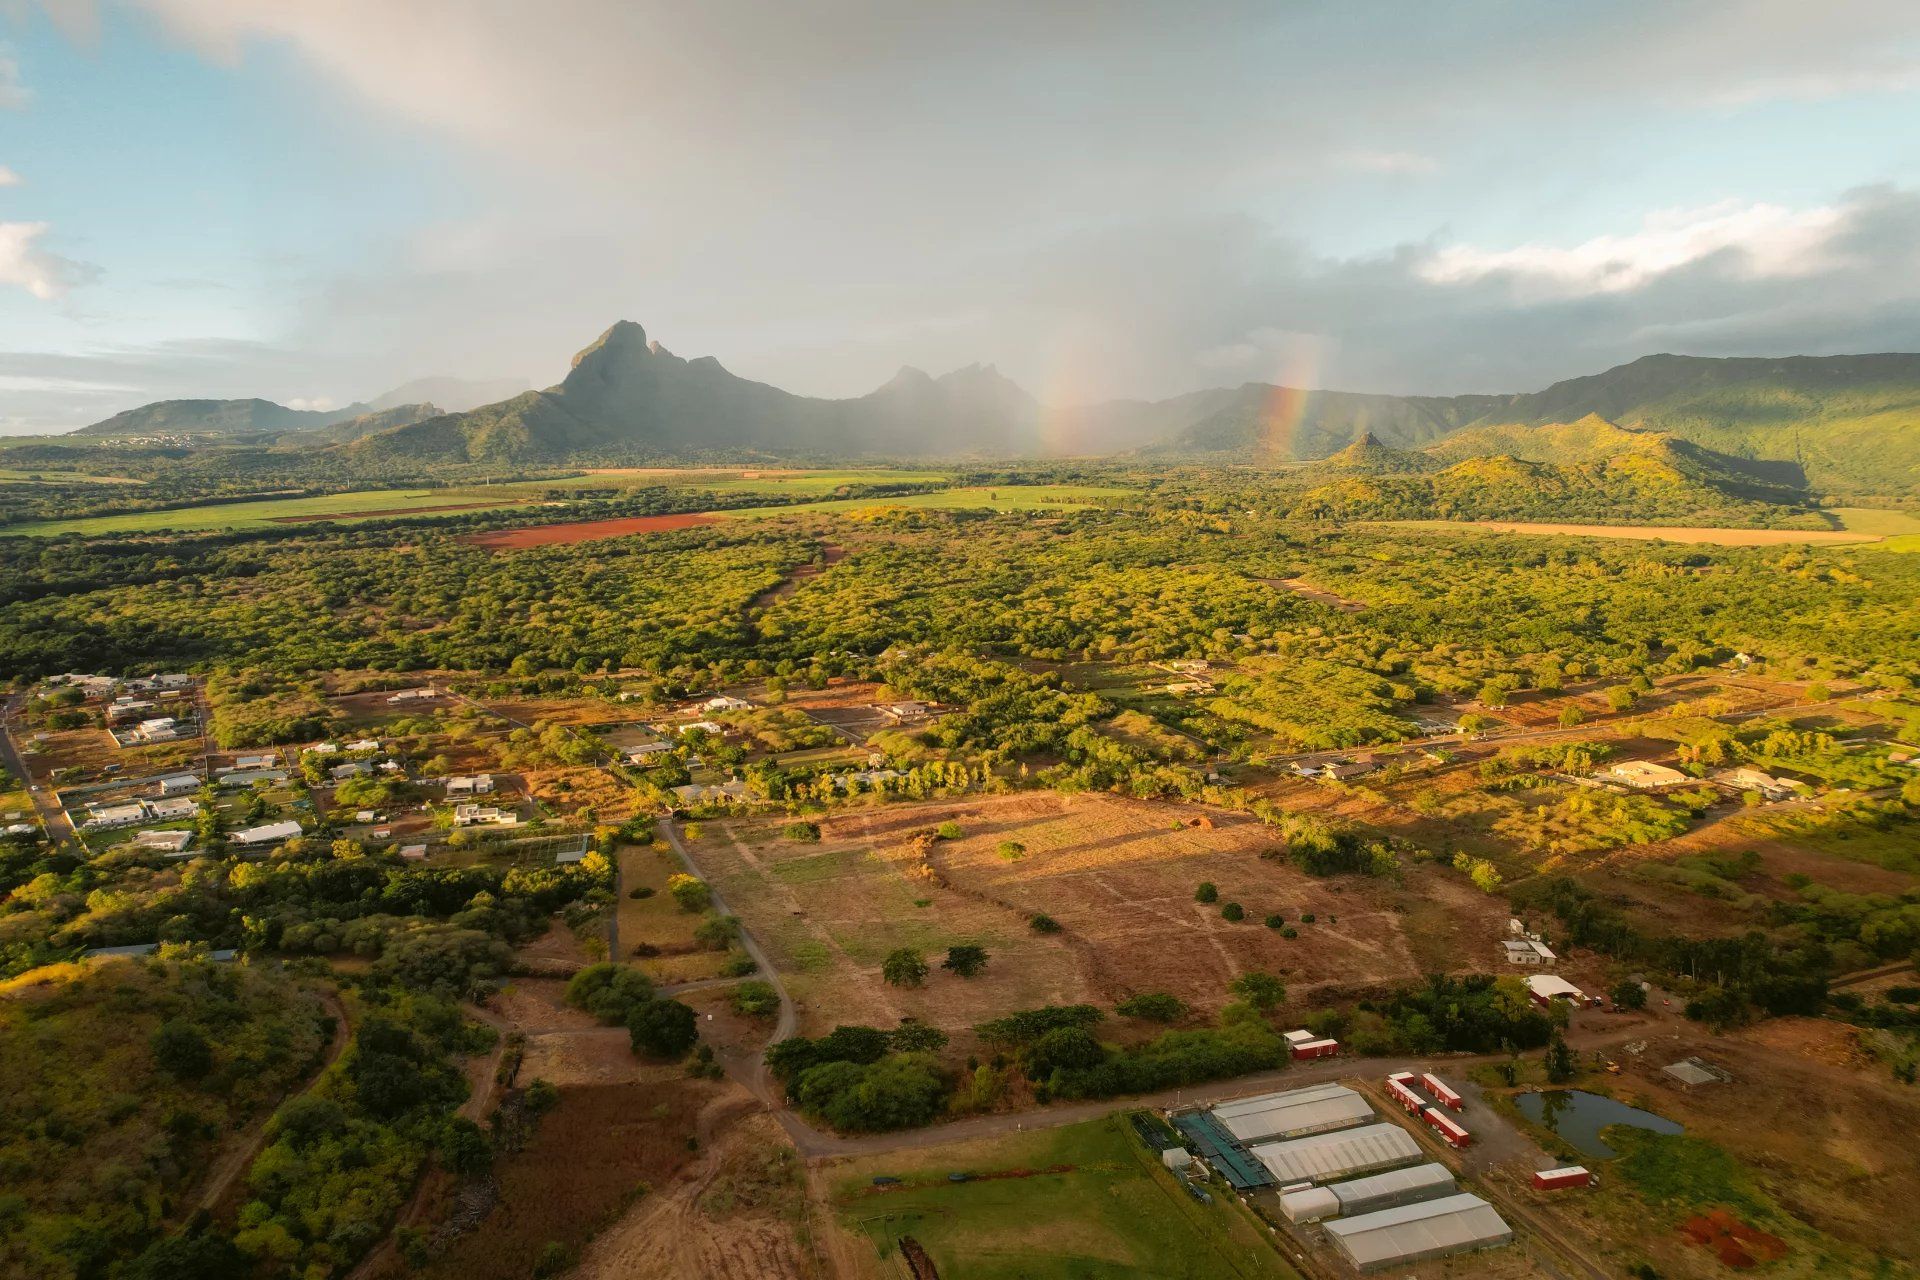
[1209,1083,1373,1143]
[1249,1122,1423,1185]
[386,687,436,703]
[1280,1162,1456,1223]
[1290,1037,1340,1061]
[1662,1057,1731,1088]
[1525,974,1586,1007]
[1283,1029,1316,1044]
[399,844,429,861]
[1532,1166,1592,1190]
[1502,938,1556,965]
[1168,1112,1275,1190]
[231,820,301,847]
[1602,760,1689,789]
[1384,1073,1426,1115]
[1324,1193,1512,1272]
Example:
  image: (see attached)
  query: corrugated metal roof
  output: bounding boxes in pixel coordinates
[1329,1162,1456,1214]
[1170,1111,1274,1190]
[1211,1083,1373,1142]
[1250,1123,1422,1184]
[1325,1192,1513,1272]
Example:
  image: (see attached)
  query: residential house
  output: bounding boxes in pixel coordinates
[624,742,672,765]
[446,774,495,795]
[453,803,515,827]
[701,695,753,712]
[106,698,157,723]
[1714,766,1802,801]
[153,673,194,689]
[131,717,180,743]
[1164,679,1212,696]
[345,738,382,753]
[1602,760,1690,789]
[876,701,929,723]
[133,829,194,854]
[85,802,150,829]
[219,768,288,788]
[231,820,302,847]
[399,844,429,861]
[147,797,198,821]
[4,823,37,838]
[305,741,341,755]
[156,773,200,796]
[1502,939,1557,967]
[670,780,750,806]
[680,720,725,736]
[231,753,278,770]
[1166,659,1211,675]
[330,762,372,781]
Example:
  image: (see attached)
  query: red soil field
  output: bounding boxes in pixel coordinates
[460,512,719,549]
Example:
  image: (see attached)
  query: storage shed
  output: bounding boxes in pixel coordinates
[1325,1192,1513,1272]
[1250,1123,1422,1185]
[1290,1037,1340,1061]
[1210,1083,1372,1143]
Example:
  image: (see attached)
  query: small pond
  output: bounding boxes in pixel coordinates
[1513,1089,1683,1158]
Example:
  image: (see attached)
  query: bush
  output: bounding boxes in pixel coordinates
[666,873,711,912]
[1194,882,1218,904]
[936,821,964,840]
[793,1053,947,1132]
[1229,971,1286,1011]
[628,998,698,1058]
[1116,992,1187,1022]
[1220,902,1244,922]
[151,1020,213,1080]
[996,840,1027,861]
[783,821,821,842]
[731,980,780,1018]
[1264,912,1285,928]
[720,953,758,977]
[881,948,928,987]
[1029,913,1061,934]
[565,963,655,1025]
[694,913,741,950]
[942,944,989,977]
[627,886,655,899]
[1610,979,1648,1010]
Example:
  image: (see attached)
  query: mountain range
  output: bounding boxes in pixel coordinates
[72,322,1920,492]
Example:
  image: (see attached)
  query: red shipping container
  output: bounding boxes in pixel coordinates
[1532,1166,1592,1190]
[1421,1072,1464,1111]
[1289,1038,1339,1061]
[1385,1078,1426,1115]
[1423,1106,1471,1148]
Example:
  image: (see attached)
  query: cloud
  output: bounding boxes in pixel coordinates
[0,46,27,109]
[1338,150,1439,176]
[0,166,20,187]
[1418,199,1848,299]
[0,221,97,299]
[282,395,335,411]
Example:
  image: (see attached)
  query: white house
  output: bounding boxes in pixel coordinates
[1525,974,1586,1007]
[624,742,672,765]
[1715,767,1802,801]
[305,741,341,755]
[231,820,302,847]
[85,802,150,829]
[876,701,929,723]
[701,695,753,713]
[231,753,278,770]
[445,774,494,795]
[345,738,381,753]
[133,829,194,853]
[386,687,436,704]
[1502,938,1557,966]
[670,780,749,805]
[330,762,372,781]
[147,797,198,821]
[452,803,514,827]
[1602,760,1689,789]
[680,720,725,736]
[156,773,200,796]
[131,717,180,743]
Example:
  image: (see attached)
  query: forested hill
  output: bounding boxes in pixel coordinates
[74,398,372,439]
[347,320,1045,464]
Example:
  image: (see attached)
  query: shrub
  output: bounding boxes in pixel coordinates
[694,913,741,950]
[1194,882,1218,904]
[997,840,1027,861]
[881,948,928,988]
[1029,913,1061,933]
[720,953,758,977]
[936,821,964,840]
[565,963,655,1024]
[1264,913,1285,929]
[1220,902,1244,922]
[627,886,655,899]
[1229,971,1286,1011]
[1116,992,1187,1022]
[942,944,989,977]
[666,873,711,912]
[151,1020,213,1080]
[731,980,780,1018]
[628,998,698,1058]
[1300,912,1316,923]
[783,821,821,842]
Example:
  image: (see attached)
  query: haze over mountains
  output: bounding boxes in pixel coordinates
[72,321,1920,493]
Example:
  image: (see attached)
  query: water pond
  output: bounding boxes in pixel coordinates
[1513,1089,1683,1158]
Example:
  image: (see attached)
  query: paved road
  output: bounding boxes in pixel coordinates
[0,694,73,844]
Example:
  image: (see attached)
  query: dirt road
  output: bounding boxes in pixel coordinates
[0,694,73,843]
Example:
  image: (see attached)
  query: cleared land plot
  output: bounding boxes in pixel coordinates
[826,1114,1294,1280]
[10,488,541,536]
[720,483,1131,518]
[1375,519,1876,546]
[0,468,143,484]
[701,793,1508,1038]
[460,511,720,549]
[619,842,734,984]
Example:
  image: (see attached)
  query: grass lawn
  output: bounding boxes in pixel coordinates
[1832,506,1920,554]
[830,1115,1294,1280]
[721,483,1131,519]
[0,468,144,484]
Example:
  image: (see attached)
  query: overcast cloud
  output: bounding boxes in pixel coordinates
[6,1,1920,430]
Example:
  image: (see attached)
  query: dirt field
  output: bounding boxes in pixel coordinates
[460,512,719,550]
[1381,519,1877,546]
[394,1076,735,1280]
[699,793,1510,1040]
[1503,1017,1920,1278]
[1251,576,1367,611]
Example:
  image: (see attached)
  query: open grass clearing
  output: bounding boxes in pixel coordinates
[1373,519,1878,545]
[828,1114,1294,1279]
[9,487,540,536]
[719,483,1131,518]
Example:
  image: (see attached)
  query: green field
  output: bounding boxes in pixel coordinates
[723,483,1130,518]
[0,468,143,485]
[830,1116,1294,1279]
[1832,506,1920,553]
[5,468,953,536]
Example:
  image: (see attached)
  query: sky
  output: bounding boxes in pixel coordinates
[4,0,1920,432]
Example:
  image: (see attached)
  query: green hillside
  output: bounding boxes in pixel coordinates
[76,398,372,439]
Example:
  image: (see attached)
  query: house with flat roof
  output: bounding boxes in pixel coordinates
[86,802,150,829]
[231,819,302,846]
[701,695,753,712]
[1502,938,1556,966]
[452,803,515,827]
[147,797,198,821]
[1602,760,1689,789]
[445,774,494,795]
[133,829,194,853]
[156,773,200,796]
